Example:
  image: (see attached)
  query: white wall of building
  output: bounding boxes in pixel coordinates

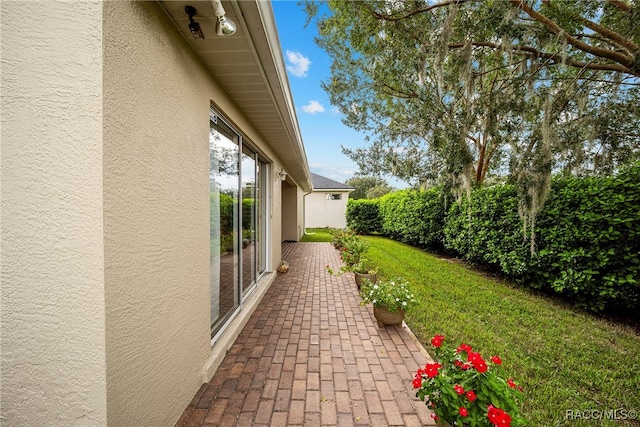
[305,191,350,229]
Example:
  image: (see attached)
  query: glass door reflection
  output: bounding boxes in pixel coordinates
[241,148,257,293]
[209,116,240,338]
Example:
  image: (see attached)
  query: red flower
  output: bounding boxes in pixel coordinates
[468,352,488,373]
[465,390,477,402]
[467,351,487,372]
[413,370,424,388]
[487,405,512,427]
[467,351,480,362]
[456,343,472,353]
[431,334,445,348]
[454,384,465,395]
[423,362,441,378]
[491,355,503,365]
[459,406,469,417]
[474,359,488,373]
[431,413,439,420]
[506,377,523,391]
[454,360,471,370]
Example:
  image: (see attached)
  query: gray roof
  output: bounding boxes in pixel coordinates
[311,173,354,191]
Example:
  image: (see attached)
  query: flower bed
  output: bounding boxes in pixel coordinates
[414,334,526,426]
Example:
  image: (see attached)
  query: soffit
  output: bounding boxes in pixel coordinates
[159,0,311,192]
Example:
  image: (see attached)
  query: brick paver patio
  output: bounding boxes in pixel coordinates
[177,242,435,426]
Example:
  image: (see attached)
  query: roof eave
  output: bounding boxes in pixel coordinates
[159,0,312,193]
[236,1,312,192]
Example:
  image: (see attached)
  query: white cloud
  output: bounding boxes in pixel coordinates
[285,50,311,77]
[302,100,325,114]
[310,163,356,183]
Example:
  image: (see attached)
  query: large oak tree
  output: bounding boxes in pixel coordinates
[305,0,640,222]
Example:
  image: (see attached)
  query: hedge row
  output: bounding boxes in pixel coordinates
[346,163,640,313]
[345,199,382,234]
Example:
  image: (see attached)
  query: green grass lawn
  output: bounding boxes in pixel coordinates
[300,228,333,242]
[362,235,640,426]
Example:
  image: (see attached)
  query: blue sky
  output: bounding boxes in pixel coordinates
[271,1,408,188]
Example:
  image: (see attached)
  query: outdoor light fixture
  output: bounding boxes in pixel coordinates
[279,169,288,181]
[185,6,205,39]
[212,0,237,36]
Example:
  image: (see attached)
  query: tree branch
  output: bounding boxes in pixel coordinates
[577,15,639,55]
[509,0,637,73]
[607,0,631,13]
[444,41,640,76]
[370,0,481,22]
[377,82,419,99]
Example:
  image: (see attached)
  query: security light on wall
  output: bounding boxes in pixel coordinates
[185,6,205,39]
[212,0,237,36]
[279,169,288,181]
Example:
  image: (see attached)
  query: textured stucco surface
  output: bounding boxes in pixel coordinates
[0,1,107,426]
[102,2,288,425]
[2,1,297,425]
[103,2,211,425]
[305,192,350,229]
[281,182,299,241]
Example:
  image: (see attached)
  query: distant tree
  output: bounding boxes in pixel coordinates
[367,183,394,199]
[346,176,393,200]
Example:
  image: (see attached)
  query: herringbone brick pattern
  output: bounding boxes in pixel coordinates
[177,242,435,426]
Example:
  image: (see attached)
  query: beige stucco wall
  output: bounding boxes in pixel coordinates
[297,187,306,239]
[2,1,296,425]
[281,181,298,241]
[103,2,210,425]
[0,1,107,426]
[103,2,287,425]
[305,192,350,229]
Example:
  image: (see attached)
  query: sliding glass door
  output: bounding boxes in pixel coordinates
[209,115,240,336]
[241,148,257,293]
[209,109,268,339]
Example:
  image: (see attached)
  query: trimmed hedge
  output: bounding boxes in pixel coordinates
[346,163,639,313]
[531,168,640,311]
[378,188,447,250]
[346,199,382,234]
[443,185,530,279]
[443,166,640,312]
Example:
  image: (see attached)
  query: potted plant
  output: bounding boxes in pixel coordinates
[338,234,369,266]
[359,277,418,327]
[351,258,378,288]
[326,257,378,288]
[413,334,526,427]
[329,227,354,250]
